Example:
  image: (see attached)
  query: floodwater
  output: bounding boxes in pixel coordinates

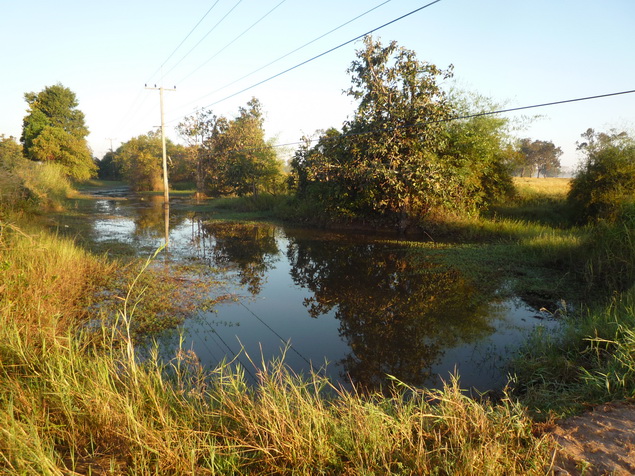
[59,190,559,391]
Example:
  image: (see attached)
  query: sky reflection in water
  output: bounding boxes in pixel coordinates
[67,194,559,391]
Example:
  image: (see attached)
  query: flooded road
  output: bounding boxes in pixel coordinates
[58,191,559,391]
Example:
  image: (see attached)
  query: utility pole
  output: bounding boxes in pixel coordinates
[145,84,176,207]
[146,85,176,248]
[105,137,116,155]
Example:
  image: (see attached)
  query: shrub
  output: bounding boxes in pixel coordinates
[1,134,73,214]
[568,129,635,223]
[581,202,635,293]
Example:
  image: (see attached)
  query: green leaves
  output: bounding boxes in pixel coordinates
[179,98,284,197]
[291,37,514,230]
[30,126,96,181]
[21,83,94,181]
[516,138,563,178]
[568,129,635,223]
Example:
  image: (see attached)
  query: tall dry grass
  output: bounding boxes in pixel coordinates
[0,158,72,216]
[0,223,555,475]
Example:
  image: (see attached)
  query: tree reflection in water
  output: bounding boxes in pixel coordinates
[286,235,496,389]
[189,222,508,391]
[202,222,280,295]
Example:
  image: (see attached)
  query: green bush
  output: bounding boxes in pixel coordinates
[0,136,71,214]
[568,129,635,223]
[581,202,635,293]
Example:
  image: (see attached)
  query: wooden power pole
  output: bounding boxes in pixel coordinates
[145,85,176,248]
[145,85,176,207]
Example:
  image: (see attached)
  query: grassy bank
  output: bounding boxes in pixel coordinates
[0,221,554,474]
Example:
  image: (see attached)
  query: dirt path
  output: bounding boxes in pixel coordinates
[549,400,635,475]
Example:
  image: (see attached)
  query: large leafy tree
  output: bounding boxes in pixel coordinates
[21,83,96,181]
[290,37,514,230]
[568,128,635,223]
[343,36,454,229]
[516,138,562,177]
[178,98,284,197]
[222,98,282,196]
[115,131,187,191]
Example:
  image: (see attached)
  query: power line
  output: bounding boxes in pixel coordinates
[162,0,246,81]
[198,0,442,110]
[166,0,440,124]
[215,281,312,366]
[193,88,635,154]
[111,89,149,140]
[178,0,288,85]
[173,0,394,112]
[146,0,222,85]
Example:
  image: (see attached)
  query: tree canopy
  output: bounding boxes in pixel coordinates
[21,83,95,181]
[515,138,562,177]
[568,128,635,223]
[0,135,23,168]
[178,98,284,197]
[290,36,514,231]
[114,131,187,191]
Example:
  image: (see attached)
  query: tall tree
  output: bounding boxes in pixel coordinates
[97,151,122,180]
[115,131,187,191]
[115,133,163,191]
[0,135,24,168]
[221,98,282,196]
[176,109,212,196]
[21,83,95,181]
[517,138,562,177]
[290,37,514,230]
[178,98,284,197]
[343,36,454,230]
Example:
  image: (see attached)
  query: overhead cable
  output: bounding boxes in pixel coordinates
[209,88,635,153]
[146,0,222,85]
[178,0,288,85]
[195,0,443,111]
[174,0,394,110]
[163,0,246,80]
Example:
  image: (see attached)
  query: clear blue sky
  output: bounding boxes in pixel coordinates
[2,0,634,169]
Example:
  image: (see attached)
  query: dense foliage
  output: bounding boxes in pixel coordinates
[0,135,71,212]
[289,37,515,231]
[178,98,284,197]
[96,151,123,181]
[514,138,562,178]
[114,131,188,191]
[20,83,96,181]
[568,128,635,223]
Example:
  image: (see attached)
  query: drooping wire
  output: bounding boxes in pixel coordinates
[146,0,222,86]
[177,0,288,85]
[198,0,442,110]
[173,0,394,112]
[184,87,635,154]
[111,90,150,144]
[162,0,246,81]
[231,291,313,366]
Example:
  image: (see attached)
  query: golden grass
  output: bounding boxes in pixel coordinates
[513,177,571,200]
[0,222,556,475]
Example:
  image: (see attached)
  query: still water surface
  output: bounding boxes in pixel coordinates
[62,192,559,391]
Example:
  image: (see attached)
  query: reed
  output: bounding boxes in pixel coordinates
[0,222,554,474]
